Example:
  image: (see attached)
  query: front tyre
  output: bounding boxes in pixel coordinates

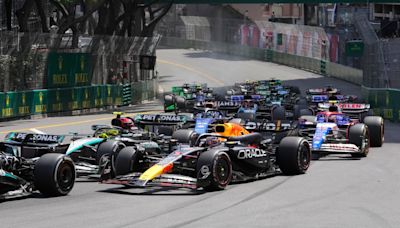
[196,151,232,191]
[364,116,384,147]
[348,123,369,158]
[34,154,75,196]
[114,147,141,176]
[277,137,311,175]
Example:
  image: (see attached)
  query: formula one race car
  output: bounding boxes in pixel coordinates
[316,102,374,122]
[297,111,384,158]
[164,83,215,112]
[0,133,75,200]
[306,85,340,95]
[100,126,311,191]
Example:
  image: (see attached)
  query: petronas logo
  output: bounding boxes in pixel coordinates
[39,92,43,104]
[22,93,26,105]
[80,55,85,71]
[58,56,63,71]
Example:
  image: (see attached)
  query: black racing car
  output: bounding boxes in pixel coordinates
[100,128,311,191]
[0,133,75,200]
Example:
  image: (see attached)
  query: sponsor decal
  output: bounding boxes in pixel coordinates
[13,133,62,143]
[195,118,212,134]
[245,122,291,131]
[337,103,367,109]
[216,101,240,107]
[141,114,183,122]
[237,149,267,159]
[312,95,328,102]
[200,165,210,179]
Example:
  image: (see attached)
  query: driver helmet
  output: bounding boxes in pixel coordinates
[205,136,220,147]
[242,100,253,108]
[328,104,339,112]
[119,118,134,129]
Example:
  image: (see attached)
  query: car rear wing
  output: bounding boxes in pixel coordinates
[134,114,190,126]
[318,103,370,113]
[306,88,340,95]
[5,132,65,144]
[243,120,295,132]
[3,132,65,146]
[227,94,263,102]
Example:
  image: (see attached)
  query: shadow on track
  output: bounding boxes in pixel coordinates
[97,186,205,196]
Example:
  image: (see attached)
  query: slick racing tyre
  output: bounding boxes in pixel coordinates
[272,106,286,121]
[176,96,186,109]
[364,116,384,147]
[34,154,75,196]
[196,150,232,191]
[96,140,126,164]
[236,112,256,121]
[115,147,141,176]
[277,137,311,175]
[348,123,369,158]
[299,108,313,116]
[164,94,174,106]
[172,129,198,146]
[293,103,309,119]
[297,98,308,106]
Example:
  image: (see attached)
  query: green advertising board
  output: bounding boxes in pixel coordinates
[31,90,48,114]
[47,52,92,88]
[345,40,364,57]
[92,86,106,108]
[16,91,33,116]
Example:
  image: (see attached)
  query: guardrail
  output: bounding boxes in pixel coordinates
[362,86,400,122]
[0,80,157,120]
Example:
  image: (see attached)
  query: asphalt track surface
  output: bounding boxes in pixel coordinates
[1,49,400,228]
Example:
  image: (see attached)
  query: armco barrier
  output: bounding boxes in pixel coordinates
[362,86,400,122]
[0,79,158,120]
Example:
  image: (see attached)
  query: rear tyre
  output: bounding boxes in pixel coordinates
[364,116,384,147]
[172,129,198,146]
[277,137,311,175]
[34,154,75,196]
[96,140,125,164]
[297,98,308,106]
[272,106,286,120]
[176,96,186,109]
[236,112,256,121]
[114,147,141,176]
[348,123,369,157]
[157,126,174,136]
[299,115,317,124]
[300,108,313,116]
